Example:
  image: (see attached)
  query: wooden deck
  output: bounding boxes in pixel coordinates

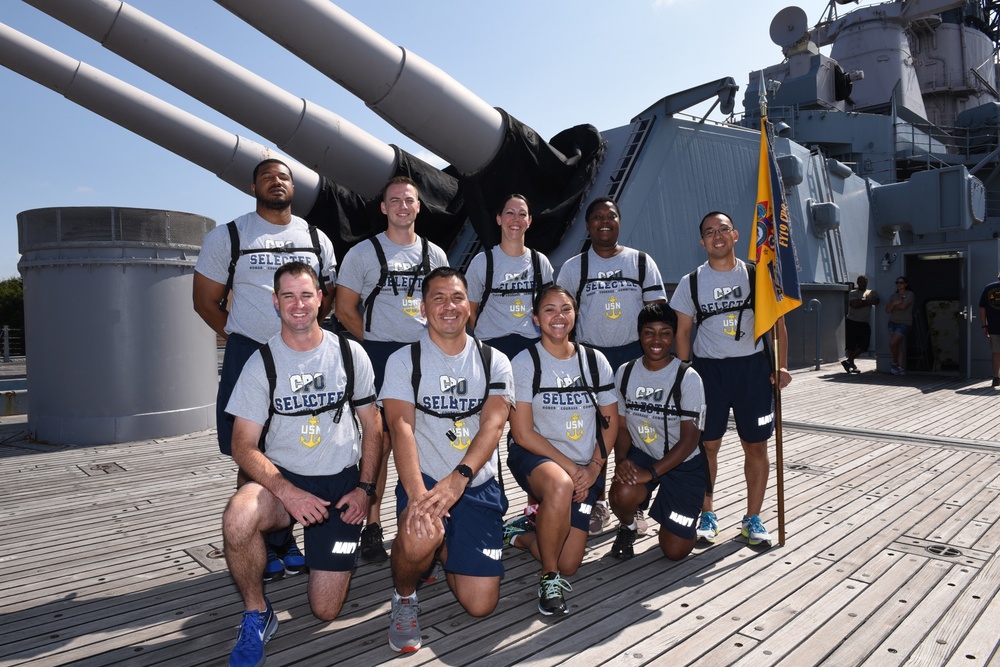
[1,358,998,666]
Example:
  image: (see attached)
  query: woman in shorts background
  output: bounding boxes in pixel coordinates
[885,276,915,375]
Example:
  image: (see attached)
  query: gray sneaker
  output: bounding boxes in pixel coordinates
[388,595,421,653]
[589,502,611,535]
[634,509,649,536]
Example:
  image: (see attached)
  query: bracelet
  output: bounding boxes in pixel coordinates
[589,458,604,468]
[648,466,660,484]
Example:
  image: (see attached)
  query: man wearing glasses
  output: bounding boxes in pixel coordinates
[670,211,791,548]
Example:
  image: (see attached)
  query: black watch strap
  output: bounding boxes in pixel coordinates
[356,481,376,497]
[454,464,473,485]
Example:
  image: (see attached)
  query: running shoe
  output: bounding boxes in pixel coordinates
[277,536,306,576]
[537,572,572,615]
[610,525,637,560]
[262,548,284,583]
[360,523,389,563]
[229,598,278,667]
[741,514,772,546]
[696,511,718,544]
[388,594,421,653]
[589,502,612,535]
[503,515,533,547]
[635,509,649,536]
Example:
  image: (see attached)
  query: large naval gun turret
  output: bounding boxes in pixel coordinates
[4,0,1000,379]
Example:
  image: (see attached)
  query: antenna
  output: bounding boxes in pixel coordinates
[770,6,810,49]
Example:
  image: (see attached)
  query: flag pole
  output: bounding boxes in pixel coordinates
[772,321,786,546]
[759,75,787,547]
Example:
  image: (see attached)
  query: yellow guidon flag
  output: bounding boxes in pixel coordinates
[749,115,802,340]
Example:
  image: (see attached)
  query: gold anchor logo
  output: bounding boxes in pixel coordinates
[566,412,585,441]
[300,415,322,448]
[510,298,528,319]
[638,420,658,445]
[605,296,622,320]
[722,313,738,337]
[451,419,472,450]
[402,295,420,317]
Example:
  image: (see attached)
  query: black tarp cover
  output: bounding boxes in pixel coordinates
[305,113,604,261]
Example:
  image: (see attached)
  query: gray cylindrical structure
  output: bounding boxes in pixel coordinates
[16,207,217,445]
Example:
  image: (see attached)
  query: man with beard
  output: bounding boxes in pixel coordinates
[194,158,338,581]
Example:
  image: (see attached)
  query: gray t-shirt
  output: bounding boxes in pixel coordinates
[194,211,337,344]
[847,288,879,323]
[337,232,449,342]
[887,291,915,325]
[379,334,514,485]
[556,247,666,347]
[616,358,706,462]
[510,344,617,466]
[466,247,554,341]
[671,260,763,359]
[226,331,376,477]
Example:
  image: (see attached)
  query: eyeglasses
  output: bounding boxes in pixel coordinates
[895,281,906,284]
[702,227,734,239]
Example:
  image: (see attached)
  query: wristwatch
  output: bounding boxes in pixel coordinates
[356,481,376,497]
[454,464,474,485]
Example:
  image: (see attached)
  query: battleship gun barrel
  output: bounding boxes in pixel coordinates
[214,0,505,175]
[214,0,603,252]
[21,0,401,200]
[0,20,322,216]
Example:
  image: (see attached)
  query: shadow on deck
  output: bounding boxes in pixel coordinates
[0,358,998,666]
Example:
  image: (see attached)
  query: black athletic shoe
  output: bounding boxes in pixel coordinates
[610,525,637,560]
[360,523,389,563]
[537,572,571,615]
[992,377,999,388]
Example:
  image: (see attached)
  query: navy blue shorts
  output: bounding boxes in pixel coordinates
[483,335,537,362]
[395,473,508,577]
[694,352,774,443]
[592,341,642,371]
[507,442,604,532]
[361,339,407,394]
[275,465,363,572]
[218,333,263,456]
[626,446,706,540]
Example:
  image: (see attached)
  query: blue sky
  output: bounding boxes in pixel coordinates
[0,0,824,280]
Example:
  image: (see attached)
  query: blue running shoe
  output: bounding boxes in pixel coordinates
[229,599,278,667]
[503,515,534,547]
[696,511,718,544]
[278,537,306,576]
[741,514,772,546]
[263,548,284,583]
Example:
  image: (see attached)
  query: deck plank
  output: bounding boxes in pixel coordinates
[1,360,999,666]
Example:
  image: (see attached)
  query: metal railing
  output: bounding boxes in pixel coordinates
[1,326,25,361]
